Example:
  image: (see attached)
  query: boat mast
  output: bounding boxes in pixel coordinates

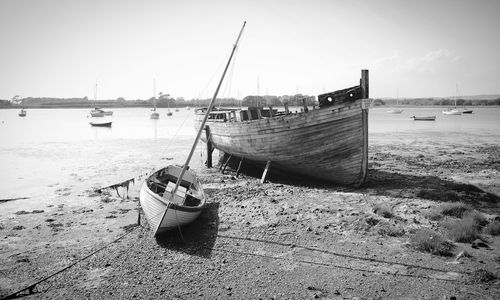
[170,21,246,198]
[153,79,157,111]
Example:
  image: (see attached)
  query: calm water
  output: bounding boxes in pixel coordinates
[1,106,499,199]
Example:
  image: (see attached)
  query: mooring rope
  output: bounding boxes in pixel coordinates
[2,226,139,300]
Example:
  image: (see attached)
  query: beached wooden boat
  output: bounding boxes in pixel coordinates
[140,166,206,235]
[89,121,112,127]
[140,22,246,235]
[194,70,370,186]
[412,116,436,121]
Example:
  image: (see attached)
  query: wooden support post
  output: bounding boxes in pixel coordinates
[205,125,213,168]
[222,154,232,174]
[256,108,262,119]
[361,69,369,99]
[284,102,289,114]
[236,156,244,177]
[302,98,308,112]
[260,160,272,184]
[269,106,273,117]
[358,69,369,186]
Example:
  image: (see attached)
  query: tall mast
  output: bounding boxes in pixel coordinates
[170,21,246,198]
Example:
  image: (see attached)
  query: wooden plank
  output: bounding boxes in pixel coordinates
[260,160,272,184]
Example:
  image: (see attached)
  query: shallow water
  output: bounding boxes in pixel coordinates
[1,106,499,199]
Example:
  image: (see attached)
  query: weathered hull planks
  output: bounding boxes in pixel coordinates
[194,98,368,185]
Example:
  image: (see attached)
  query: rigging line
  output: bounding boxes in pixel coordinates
[199,47,234,103]
[3,226,139,299]
[218,43,240,107]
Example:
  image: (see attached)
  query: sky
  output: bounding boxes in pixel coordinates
[1,0,499,100]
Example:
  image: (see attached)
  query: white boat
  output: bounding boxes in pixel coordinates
[150,79,160,119]
[90,82,113,117]
[442,108,461,115]
[387,89,403,114]
[443,85,463,115]
[140,166,206,234]
[387,108,403,114]
[139,21,246,235]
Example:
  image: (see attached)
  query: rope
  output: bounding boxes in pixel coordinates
[3,226,139,299]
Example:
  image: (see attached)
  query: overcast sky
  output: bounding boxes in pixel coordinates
[1,0,499,100]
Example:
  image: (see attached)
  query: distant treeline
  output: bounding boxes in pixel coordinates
[1,95,499,109]
[372,98,500,106]
[0,94,317,109]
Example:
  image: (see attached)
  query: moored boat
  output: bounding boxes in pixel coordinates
[18,108,27,117]
[442,108,461,115]
[194,69,370,186]
[411,115,436,121]
[89,121,112,127]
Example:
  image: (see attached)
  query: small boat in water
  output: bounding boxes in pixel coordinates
[140,22,246,235]
[18,108,27,117]
[442,108,461,115]
[462,108,473,114]
[89,121,112,127]
[411,116,436,121]
[387,108,403,114]
[90,83,113,117]
[150,79,160,119]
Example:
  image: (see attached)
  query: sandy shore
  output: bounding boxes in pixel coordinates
[1,142,499,299]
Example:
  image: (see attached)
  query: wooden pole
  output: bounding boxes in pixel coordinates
[284,102,289,114]
[222,154,232,174]
[205,125,213,168]
[358,69,369,186]
[302,98,308,113]
[236,156,244,177]
[269,106,273,117]
[260,160,272,184]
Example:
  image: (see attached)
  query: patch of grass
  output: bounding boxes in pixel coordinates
[373,203,393,218]
[410,229,454,256]
[377,224,405,237]
[470,269,497,283]
[444,217,481,243]
[439,202,470,218]
[463,210,488,228]
[424,209,443,221]
[483,221,500,236]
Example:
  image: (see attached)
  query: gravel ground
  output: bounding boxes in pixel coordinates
[1,143,499,299]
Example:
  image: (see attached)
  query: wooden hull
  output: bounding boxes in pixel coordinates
[139,166,206,235]
[194,99,369,185]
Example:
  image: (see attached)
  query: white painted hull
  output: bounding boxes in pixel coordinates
[139,166,206,235]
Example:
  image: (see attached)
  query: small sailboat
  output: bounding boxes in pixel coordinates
[150,79,160,119]
[387,89,403,114]
[442,85,462,115]
[18,107,27,117]
[90,82,113,117]
[140,21,246,235]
